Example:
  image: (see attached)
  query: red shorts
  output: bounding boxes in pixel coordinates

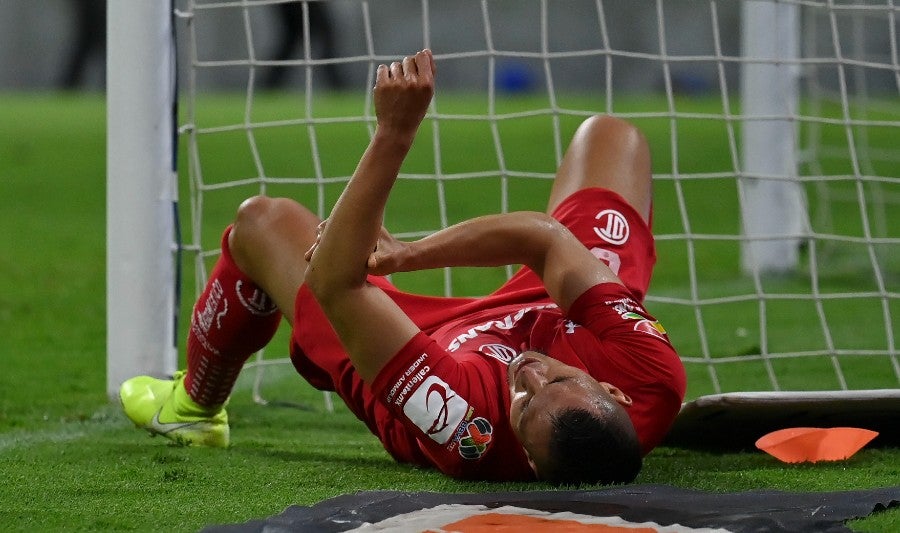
[289,187,656,398]
[547,186,656,301]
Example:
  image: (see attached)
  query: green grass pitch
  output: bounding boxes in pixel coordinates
[0,92,897,531]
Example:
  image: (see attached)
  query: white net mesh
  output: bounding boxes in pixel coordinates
[175,0,900,404]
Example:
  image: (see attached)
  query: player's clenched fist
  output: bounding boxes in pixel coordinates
[374,49,435,139]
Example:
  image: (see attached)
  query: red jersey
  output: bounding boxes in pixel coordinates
[290,188,686,480]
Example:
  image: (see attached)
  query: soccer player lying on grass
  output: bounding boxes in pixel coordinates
[121,49,686,485]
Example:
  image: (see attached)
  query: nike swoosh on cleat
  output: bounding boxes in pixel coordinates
[148,409,200,436]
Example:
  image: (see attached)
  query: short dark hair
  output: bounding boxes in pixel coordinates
[540,406,642,485]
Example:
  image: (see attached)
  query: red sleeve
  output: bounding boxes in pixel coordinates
[568,283,686,453]
[370,333,533,480]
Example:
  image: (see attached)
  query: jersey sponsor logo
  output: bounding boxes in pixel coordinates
[235,280,279,316]
[605,296,667,339]
[447,304,558,352]
[478,343,518,365]
[458,417,493,460]
[634,318,668,340]
[593,209,630,246]
[385,352,429,405]
[403,375,469,444]
[605,296,647,321]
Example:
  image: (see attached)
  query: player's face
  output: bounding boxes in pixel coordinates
[506,351,632,473]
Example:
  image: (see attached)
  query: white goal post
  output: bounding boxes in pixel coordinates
[739,0,806,274]
[107,0,900,401]
[106,0,178,398]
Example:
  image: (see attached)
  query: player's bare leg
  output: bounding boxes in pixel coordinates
[228,195,322,325]
[547,115,652,223]
[120,196,319,447]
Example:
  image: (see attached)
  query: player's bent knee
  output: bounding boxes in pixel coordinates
[234,195,277,240]
[232,195,319,252]
[577,115,650,168]
[231,196,299,258]
[235,196,302,232]
[580,115,644,145]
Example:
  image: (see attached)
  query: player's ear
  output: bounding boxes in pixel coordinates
[523,448,539,475]
[600,382,632,407]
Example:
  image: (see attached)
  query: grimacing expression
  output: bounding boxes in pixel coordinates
[506,351,632,473]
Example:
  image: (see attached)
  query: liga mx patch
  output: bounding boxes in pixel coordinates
[204,485,900,533]
[457,417,492,460]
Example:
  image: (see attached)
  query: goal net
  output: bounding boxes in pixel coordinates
[123,0,899,405]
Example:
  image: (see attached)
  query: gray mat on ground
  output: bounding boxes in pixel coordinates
[203,484,900,533]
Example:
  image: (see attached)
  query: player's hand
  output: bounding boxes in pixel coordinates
[366,226,410,276]
[304,218,328,263]
[374,49,435,140]
[305,220,407,275]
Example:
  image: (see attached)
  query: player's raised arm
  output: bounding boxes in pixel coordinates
[304,49,435,382]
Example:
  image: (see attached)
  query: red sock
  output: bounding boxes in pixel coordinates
[184,226,282,407]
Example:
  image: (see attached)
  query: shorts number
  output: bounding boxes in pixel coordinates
[590,247,621,275]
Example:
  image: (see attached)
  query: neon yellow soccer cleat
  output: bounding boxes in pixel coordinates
[119,371,230,448]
